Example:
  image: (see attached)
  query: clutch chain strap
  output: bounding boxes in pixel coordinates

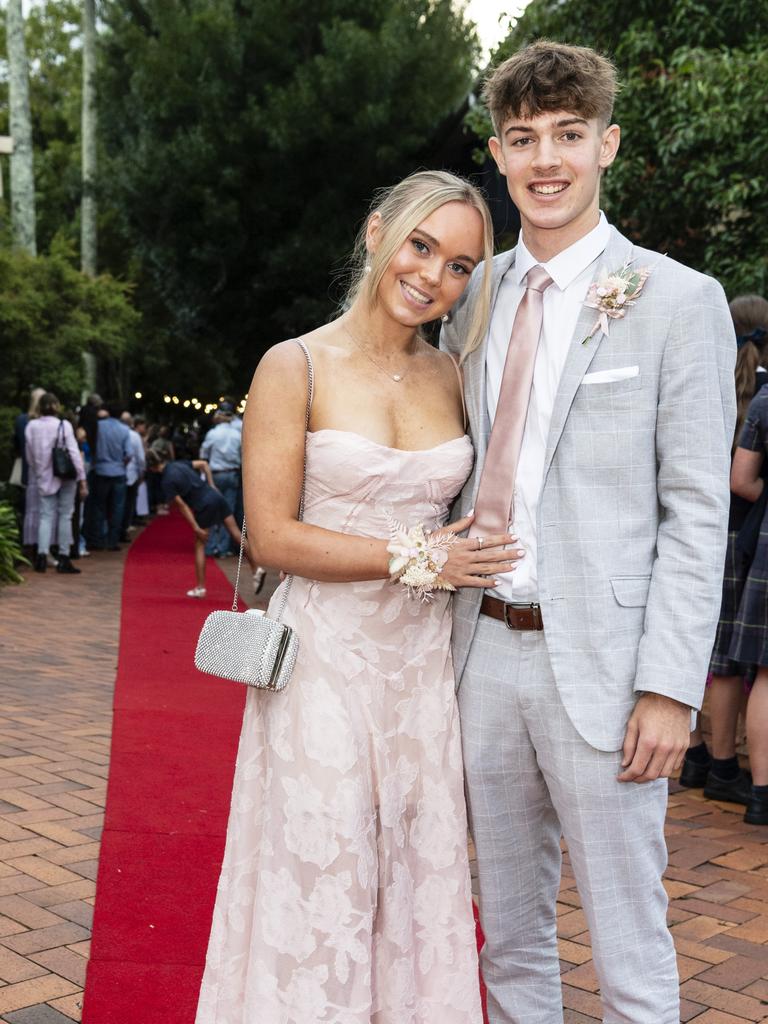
[231,338,314,616]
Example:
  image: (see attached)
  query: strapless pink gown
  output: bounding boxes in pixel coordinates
[196,429,482,1024]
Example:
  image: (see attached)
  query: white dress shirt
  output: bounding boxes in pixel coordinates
[486,213,610,603]
[125,429,146,486]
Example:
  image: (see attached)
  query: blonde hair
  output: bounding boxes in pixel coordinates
[344,170,494,360]
[27,387,45,418]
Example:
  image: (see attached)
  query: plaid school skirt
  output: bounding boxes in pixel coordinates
[711,529,752,676]
[729,521,768,669]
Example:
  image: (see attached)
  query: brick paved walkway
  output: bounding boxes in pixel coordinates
[559,783,768,1022]
[0,548,120,1023]
[2,535,768,1022]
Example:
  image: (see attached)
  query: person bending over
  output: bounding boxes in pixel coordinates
[146,449,265,597]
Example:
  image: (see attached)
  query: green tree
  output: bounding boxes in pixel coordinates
[0,241,140,473]
[467,0,768,296]
[98,0,480,398]
[0,3,146,408]
[0,1,85,254]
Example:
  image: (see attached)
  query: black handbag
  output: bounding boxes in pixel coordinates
[52,421,77,480]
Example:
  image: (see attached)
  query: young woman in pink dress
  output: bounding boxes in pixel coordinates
[196,171,522,1023]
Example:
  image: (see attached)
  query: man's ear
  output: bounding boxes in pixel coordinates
[365,211,382,255]
[488,136,507,177]
[599,123,621,170]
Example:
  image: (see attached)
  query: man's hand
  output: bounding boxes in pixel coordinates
[195,527,209,543]
[618,693,690,784]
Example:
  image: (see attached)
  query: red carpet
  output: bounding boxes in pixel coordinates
[83,511,488,1022]
[82,512,246,1023]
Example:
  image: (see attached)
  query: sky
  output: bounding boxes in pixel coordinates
[463,0,532,60]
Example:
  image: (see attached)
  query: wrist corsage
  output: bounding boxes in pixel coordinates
[387,517,456,602]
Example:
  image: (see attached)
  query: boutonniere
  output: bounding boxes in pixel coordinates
[582,260,652,344]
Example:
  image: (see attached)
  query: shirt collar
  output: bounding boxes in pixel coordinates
[513,212,610,290]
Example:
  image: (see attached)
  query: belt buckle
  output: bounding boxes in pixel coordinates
[503,602,542,630]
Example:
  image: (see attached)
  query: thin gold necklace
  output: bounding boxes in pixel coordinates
[342,321,416,383]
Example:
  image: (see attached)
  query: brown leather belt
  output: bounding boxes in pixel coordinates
[480,595,544,631]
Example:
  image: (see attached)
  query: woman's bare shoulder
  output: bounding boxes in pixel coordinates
[258,323,344,372]
[256,338,307,375]
[423,343,463,384]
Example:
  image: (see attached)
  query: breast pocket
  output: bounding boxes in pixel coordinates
[578,376,645,400]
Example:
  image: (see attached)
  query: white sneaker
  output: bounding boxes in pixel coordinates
[47,554,59,568]
[252,568,266,595]
[186,586,207,598]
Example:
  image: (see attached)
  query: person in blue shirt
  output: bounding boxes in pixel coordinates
[88,404,131,550]
[146,450,265,597]
[200,402,242,557]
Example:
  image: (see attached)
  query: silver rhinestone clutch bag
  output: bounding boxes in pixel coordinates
[195,609,298,691]
[193,337,313,694]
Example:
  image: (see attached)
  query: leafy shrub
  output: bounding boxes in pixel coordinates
[0,501,28,585]
[0,242,140,475]
[0,406,19,482]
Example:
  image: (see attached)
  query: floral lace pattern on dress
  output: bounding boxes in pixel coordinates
[195,431,481,1024]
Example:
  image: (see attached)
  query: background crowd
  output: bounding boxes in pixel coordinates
[9,393,246,574]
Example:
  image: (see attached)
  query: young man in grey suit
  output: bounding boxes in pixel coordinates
[441,41,735,1024]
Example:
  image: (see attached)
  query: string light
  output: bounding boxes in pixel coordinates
[140,390,249,415]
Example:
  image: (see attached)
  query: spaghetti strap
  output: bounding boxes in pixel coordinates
[448,353,468,432]
[292,338,315,417]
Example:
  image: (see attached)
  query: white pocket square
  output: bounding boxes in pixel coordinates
[582,366,640,384]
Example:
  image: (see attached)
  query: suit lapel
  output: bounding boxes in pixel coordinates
[465,248,516,467]
[542,228,634,482]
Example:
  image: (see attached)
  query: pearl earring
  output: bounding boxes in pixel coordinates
[441,312,451,323]
[363,264,372,275]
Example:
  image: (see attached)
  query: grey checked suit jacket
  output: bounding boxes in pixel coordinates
[441,226,736,751]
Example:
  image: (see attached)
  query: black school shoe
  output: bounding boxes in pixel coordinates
[703,769,753,805]
[745,791,768,825]
[56,555,81,575]
[34,553,47,573]
[679,754,711,788]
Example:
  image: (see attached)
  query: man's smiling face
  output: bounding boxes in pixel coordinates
[489,109,620,259]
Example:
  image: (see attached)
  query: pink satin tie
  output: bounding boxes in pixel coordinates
[471,265,554,538]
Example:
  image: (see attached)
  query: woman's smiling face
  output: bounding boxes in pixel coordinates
[369,201,484,328]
